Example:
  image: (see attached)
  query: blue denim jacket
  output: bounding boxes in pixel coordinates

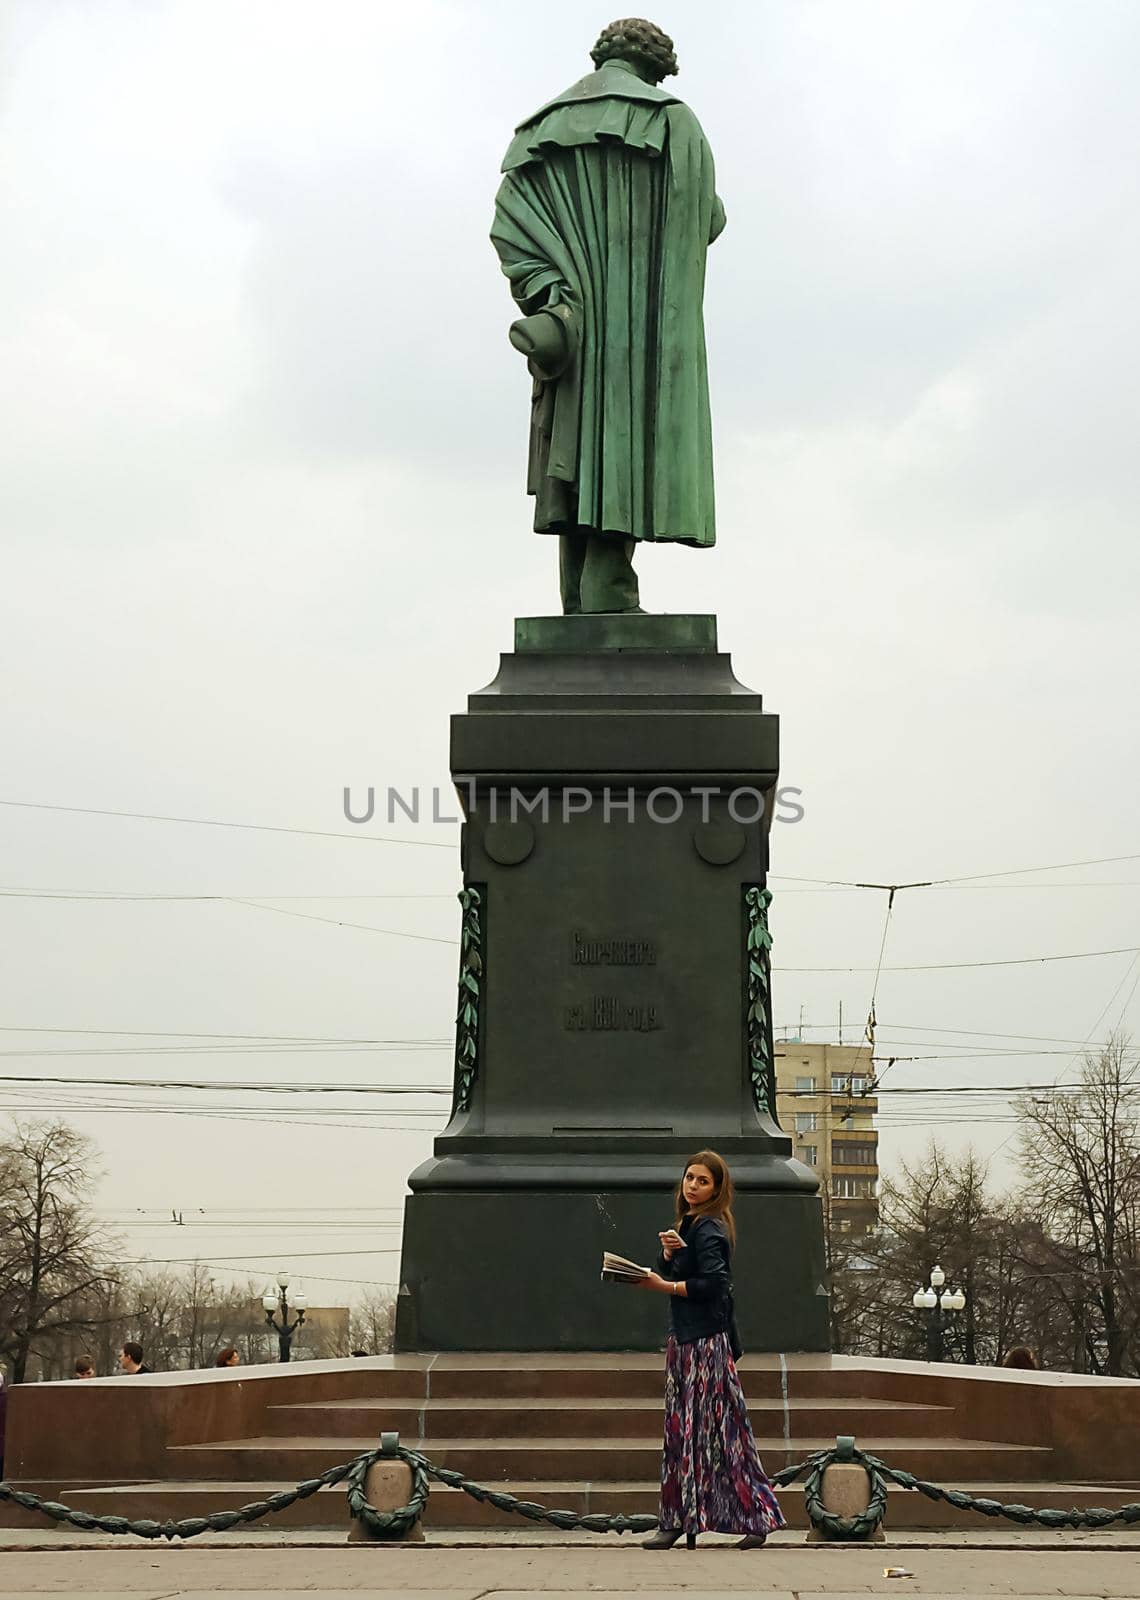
[655,1214,733,1345]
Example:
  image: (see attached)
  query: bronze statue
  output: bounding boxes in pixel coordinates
[492,20,725,614]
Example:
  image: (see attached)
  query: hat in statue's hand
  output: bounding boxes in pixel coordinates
[508,303,575,381]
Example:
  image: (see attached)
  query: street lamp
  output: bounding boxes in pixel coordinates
[262,1271,307,1363]
[911,1264,966,1362]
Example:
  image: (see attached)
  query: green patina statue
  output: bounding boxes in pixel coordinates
[492,19,725,615]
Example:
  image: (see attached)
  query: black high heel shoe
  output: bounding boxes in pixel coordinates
[640,1528,698,1550]
[641,1528,683,1550]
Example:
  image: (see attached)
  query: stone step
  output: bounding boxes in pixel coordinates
[262,1395,954,1442]
[4,1477,1133,1534]
[415,1363,922,1402]
[296,1360,922,1403]
[167,1434,1054,1484]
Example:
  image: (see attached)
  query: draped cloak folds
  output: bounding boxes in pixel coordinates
[491,62,725,546]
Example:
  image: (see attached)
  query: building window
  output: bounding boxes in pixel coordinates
[833,1141,877,1166]
[800,1145,817,1166]
[795,1076,816,1092]
[795,1112,817,1133]
[831,1176,876,1199]
[831,1073,868,1094]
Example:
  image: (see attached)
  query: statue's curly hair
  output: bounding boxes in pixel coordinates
[590,18,679,83]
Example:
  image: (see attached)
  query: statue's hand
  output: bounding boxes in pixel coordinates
[508,304,574,382]
[709,194,727,245]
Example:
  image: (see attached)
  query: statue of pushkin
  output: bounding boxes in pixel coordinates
[492,19,724,615]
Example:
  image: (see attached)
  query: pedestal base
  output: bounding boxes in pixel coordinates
[394,1188,830,1352]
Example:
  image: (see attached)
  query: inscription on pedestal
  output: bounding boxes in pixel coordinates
[571,931,656,965]
[564,997,662,1032]
[566,930,662,1031]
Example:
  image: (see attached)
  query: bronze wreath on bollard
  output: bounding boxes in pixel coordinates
[345,1432,430,1539]
[798,1436,888,1541]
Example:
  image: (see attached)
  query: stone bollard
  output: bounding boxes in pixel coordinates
[806,1436,886,1543]
[347,1433,426,1543]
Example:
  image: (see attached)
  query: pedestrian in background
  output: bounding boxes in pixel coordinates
[119,1343,150,1375]
[214,1348,240,1368]
[74,1356,95,1379]
[1002,1345,1040,1370]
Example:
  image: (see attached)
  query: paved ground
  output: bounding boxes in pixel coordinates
[1,1533,1139,1598]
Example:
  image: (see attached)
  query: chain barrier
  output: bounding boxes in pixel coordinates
[772,1438,1140,1541]
[0,1447,378,1542]
[3,1432,1140,1543]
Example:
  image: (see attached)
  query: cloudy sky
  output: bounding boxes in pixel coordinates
[2,0,1138,1306]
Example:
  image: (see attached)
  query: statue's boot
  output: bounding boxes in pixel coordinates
[559,531,587,614]
[560,530,641,614]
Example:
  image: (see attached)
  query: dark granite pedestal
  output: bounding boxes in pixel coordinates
[395,615,829,1352]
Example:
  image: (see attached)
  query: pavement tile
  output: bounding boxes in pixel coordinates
[0,1545,1137,1597]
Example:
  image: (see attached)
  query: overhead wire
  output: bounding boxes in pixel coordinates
[0,1072,450,1092]
[777,945,1139,973]
[769,851,1140,889]
[0,1044,449,1057]
[227,898,458,945]
[0,797,455,848]
[0,1025,449,1043]
[0,888,456,900]
[778,1022,1118,1047]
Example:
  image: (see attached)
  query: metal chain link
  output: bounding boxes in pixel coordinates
[0,1448,379,1542]
[398,1445,658,1535]
[869,1452,1140,1534]
[4,1435,1140,1542]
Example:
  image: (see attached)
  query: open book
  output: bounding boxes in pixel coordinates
[600,1251,651,1284]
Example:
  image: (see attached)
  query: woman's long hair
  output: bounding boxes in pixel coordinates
[674,1148,736,1248]
[1002,1344,1039,1370]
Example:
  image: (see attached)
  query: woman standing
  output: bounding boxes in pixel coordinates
[635,1149,785,1551]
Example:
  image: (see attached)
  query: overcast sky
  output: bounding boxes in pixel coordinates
[2,0,1138,1306]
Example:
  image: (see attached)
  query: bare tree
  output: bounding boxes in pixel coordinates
[107,1268,274,1371]
[818,1179,883,1353]
[1016,1035,1140,1376]
[0,1121,121,1383]
[862,1141,1008,1363]
[348,1289,397,1355]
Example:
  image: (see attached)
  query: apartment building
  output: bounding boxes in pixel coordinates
[774,1039,879,1233]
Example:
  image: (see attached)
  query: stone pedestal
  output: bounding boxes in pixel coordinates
[395,614,829,1353]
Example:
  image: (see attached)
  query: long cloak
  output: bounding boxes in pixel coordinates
[491,62,724,546]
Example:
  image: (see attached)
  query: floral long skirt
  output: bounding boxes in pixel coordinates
[658,1331,786,1536]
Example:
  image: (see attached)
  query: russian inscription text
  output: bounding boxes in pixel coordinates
[571,931,656,966]
[564,997,662,1032]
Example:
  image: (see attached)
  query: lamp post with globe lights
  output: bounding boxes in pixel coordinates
[912,1264,966,1363]
[262,1271,307,1363]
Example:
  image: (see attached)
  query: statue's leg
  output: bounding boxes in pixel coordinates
[559,531,588,615]
[580,534,641,614]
